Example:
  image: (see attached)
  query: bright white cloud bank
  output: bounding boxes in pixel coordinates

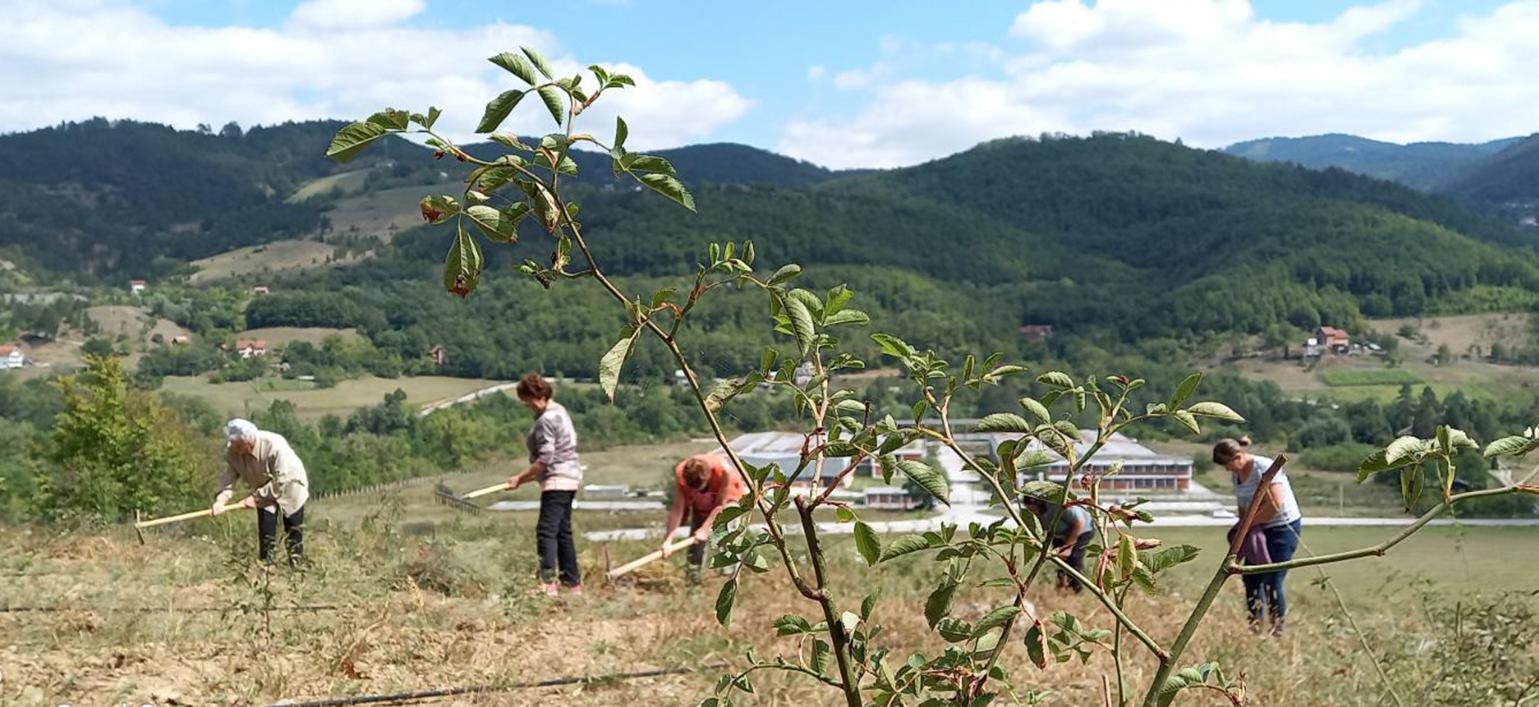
[784,0,1539,168]
[0,0,751,149]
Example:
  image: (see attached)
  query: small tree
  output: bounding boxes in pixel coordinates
[330,47,1539,707]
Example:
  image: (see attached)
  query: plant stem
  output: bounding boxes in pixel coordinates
[796,496,864,707]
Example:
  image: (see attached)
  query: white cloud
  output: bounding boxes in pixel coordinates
[781,0,1539,169]
[0,0,751,150]
[807,65,826,81]
[290,0,425,29]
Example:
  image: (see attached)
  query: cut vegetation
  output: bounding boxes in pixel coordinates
[157,375,506,420]
[1320,369,1423,386]
[189,240,355,283]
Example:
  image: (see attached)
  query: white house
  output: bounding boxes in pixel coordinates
[723,431,856,490]
[235,339,269,358]
[129,279,147,295]
[864,486,915,511]
[0,344,24,369]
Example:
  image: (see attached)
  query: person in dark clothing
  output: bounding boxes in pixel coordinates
[1023,496,1096,593]
[506,373,584,597]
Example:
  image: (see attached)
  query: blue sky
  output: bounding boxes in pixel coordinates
[3,0,1537,167]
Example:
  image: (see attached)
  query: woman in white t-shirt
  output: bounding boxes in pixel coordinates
[1213,436,1302,636]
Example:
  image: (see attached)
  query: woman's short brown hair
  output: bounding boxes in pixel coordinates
[515,372,553,401]
[1212,436,1252,465]
[681,458,710,488]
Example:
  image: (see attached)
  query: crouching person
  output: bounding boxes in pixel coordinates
[661,454,746,582]
[211,418,310,566]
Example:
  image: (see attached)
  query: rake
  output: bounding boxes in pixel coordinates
[433,481,507,512]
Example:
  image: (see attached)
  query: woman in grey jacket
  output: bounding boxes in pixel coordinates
[506,373,584,596]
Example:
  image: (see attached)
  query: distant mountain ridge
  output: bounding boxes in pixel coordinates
[1223,133,1523,191]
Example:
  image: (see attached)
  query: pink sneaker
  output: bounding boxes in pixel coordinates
[565,584,583,596]
[529,582,559,598]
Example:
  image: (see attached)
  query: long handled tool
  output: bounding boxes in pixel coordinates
[133,497,252,544]
[606,536,698,581]
[433,481,508,513]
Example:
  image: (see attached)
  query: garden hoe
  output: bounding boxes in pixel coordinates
[605,536,698,582]
[133,496,253,544]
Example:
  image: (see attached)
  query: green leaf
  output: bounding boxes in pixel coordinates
[1172,410,1200,435]
[773,614,812,636]
[1020,397,1052,424]
[897,459,950,506]
[536,85,566,125]
[1116,533,1136,582]
[613,116,628,151]
[476,89,526,133]
[784,296,817,355]
[627,154,678,175]
[1385,435,1424,465]
[366,109,410,130]
[1186,401,1245,422]
[871,333,916,360]
[464,204,522,243]
[637,173,697,211]
[423,106,441,129]
[1024,623,1047,668]
[811,639,832,675]
[715,578,738,627]
[972,605,1021,638]
[418,194,460,224]
[1484,434,1539,459]
[442,223,483,298]
[854,521,881,566]
[924,581,957,628]
[1142,544,1201,574]
[326,120,391,162]
[490,51,536,84]
[878,534,931,562]
[768,264,801,285]
[1170,372,1202,408]
[599,328,640,401]
[522,46,554,79]
[936,617,973,642]
[823,309,869,327]
[861,592,879,622]
[975,413,1031,433]
[1357,450,1414,482]
[1037,371,1074,388]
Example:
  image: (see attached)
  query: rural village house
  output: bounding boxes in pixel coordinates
[0,344,25,369]
[235,339,268,358]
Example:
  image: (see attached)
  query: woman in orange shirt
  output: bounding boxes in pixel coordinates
[660,454,746,580]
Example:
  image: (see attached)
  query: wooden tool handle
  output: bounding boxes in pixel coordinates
[462,483,509,500]
[134,497,252,529]
[607,536,699,579]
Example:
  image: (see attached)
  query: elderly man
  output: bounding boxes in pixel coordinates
[211,419,310,565]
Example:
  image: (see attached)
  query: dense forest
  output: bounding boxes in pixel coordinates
[1223,133,1521,191]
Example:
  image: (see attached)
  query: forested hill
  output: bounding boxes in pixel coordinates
[0,119,840,280]
[1443,135,1539,206]
[1223,133,1519,191]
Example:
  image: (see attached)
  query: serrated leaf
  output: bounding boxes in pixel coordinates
[1385,436,1424,465]
[811,639,831,675]
[715,578,738,627]
[769,264,802,285]
[1357,450,1413,482]
[784,296,817,355]
[1186,401,1244,422]
[1024,624,1047,668]
[476,89,525,133]
[897,459,949,506]
[1484,435,1539,459]
[536,85,566,125]
[1172,410,1200,435]
[975,413,1031,433]
[972,605,1021,638]
[773,614,812,636]
[599,329,640,401]
[614,115,629,151]
[824,309,869,327]
[442,223,483,298]
[1020,397,1052,423]
[936,617,973,642]
[637,173,697,211]
[861,592,879,621]
[924,581,957,628]
[1399,466,1424,511]
[490,51,536,84]
[1170,372,1202,408]
[464,204,522,243]
[1037,371,1074,388]
[854,521,881,566]
[326,120,390,162]
[522,46,555,79]
[878,534,931,562]
[1142,544,1201,574]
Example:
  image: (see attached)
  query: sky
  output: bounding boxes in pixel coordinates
[0,0,1535,168]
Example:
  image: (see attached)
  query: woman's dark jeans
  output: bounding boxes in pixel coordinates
[536,490,581,586]
[1242,519,1301,632]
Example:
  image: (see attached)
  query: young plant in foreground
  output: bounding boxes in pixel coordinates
[329,47,1539,707]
